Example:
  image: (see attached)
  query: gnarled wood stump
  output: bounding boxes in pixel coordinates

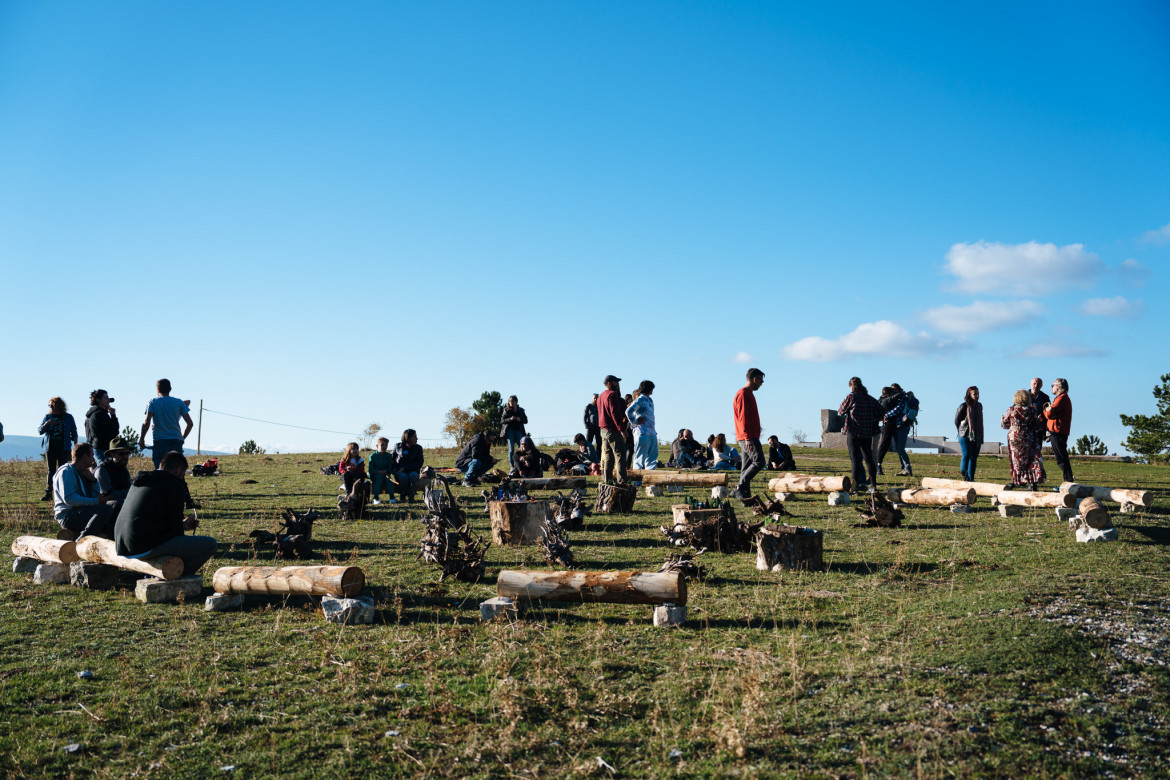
[489,500,550,546]
[756,525,824,572]
[594,483,636,514]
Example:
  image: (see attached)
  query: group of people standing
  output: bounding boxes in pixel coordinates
[991,377,1074,490]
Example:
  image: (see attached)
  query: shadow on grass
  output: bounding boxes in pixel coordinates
[902,524,964,531]
[1128,525,1170,546]
[572,537,669,549]
[826,561,940,575]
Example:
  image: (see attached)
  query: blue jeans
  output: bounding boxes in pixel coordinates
[633,433,658,469]
[959,437,979,482]
[151,439,184,468]
[893,427,911,471]
[144,534,217,576]
[464,459,489,483]
[710,461,735,470]
[505,430,523,468]
[393,470,419,497]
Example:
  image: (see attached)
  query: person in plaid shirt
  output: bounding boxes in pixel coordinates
[838,377,883,492]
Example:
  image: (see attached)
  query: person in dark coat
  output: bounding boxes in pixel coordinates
[456,431,497,487]
[391,429,425,501]
[583,394,601,455]
[767,435,796,471]
[838,377,883,492]
[95,436,134,521]
[513,436,544,478]
[84,389,120,463]
[114,451,216,576]
[500,396,528,470]
[39,396,78,500]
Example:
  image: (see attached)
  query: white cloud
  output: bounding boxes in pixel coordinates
[782,320,944,362]
[1139,222,1170,246]
[921,300,1044,334]
[1012,342,1106,359]
[944,240,1101,296]
[1078,296,1144,319]
[733,351,753,363]
[1118,258,1150,288]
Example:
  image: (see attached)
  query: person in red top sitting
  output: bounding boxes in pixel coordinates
[1043,377,1074,483]
[597,375,628,484]
[338,442,367,496]
[733,367,765,500]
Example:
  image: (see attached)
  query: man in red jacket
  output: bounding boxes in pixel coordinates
[597,375,628,484]
[733,368,765,500]
[1043,377,1074,483]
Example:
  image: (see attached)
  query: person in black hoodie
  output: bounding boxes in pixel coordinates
[500,396,528,470]
[95,436,134,521]
[456,431,497,487]
[391,428,425,501]
[114,451,216,576]
[84,389,120,463]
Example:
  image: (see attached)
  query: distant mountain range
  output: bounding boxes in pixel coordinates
[0,435,230,461]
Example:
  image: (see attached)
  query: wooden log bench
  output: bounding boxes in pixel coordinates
[76,536,185,580]
[206,565,369,619]
[12,535,79,565]
[767,474,851,494]
[920,477,1009,498]
[15,535,200,601]
[484,569,687,626]
[995,490,1077,509]
[627,469,729,499]
[885,487,976,510]
[1060,482,1152,511]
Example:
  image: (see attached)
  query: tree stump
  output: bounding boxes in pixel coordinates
[489,500,550,546]
[756,525,824,572]
[594,483,636,514]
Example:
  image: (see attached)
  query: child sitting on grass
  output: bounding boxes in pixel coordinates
[368,437,396,505]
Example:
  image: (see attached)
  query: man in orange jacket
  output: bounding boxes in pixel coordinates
[1043,377,1073,483]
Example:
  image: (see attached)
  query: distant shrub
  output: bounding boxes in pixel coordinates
[239,439,266,455]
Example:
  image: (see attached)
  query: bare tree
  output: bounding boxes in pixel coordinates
[791,428,809,444]
[361,423,382,449]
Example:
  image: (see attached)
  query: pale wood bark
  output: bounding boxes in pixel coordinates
[509,477,587,490]
[489,500,550,546]
[884,487,975,506]
[767,473,852,494]
[670,505,727,526]
[211,565,365,597]
[1078,497,1112,530]
[11,535,79,564]
[756,526,824,572]
[631,470,729,487]
[497,569,686,605]
[920,477,1009,497]
[995,490,1077,508]
[74,536,184,580]
[1060,483,1152,507]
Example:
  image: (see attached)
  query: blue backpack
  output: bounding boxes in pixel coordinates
[900,392,920,428]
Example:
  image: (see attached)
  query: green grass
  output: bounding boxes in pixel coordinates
[2,449,1168,778]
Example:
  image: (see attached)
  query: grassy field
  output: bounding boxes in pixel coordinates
[2,447,1168,779]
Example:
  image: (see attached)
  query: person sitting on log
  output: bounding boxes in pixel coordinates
[513,436,544,478]
[456,431,497,487]
[95,436,134,520]
[392,428,424,502]
[114,451,216,577]
[574,433,599,464]
[766,435,796,471]
[53,442,116,540]
[338,442,366,496]
[368,437,396,505]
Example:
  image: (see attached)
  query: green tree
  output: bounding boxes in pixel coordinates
[1120,372,1170,462]
[1073,434,1108,456]
[443,407,474,447]
[471,391,504,436]
[239,439,265,455]
[120,425,145,457]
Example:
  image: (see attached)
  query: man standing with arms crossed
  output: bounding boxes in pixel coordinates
[597,375,628,484]
[733,368,765,500]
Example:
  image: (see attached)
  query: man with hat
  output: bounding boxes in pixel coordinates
[597,375,628,484]
[95,436,134,519]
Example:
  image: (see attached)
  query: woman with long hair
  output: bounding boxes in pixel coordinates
[955,386,984,481]
[38,397,78,500]
[1001,389,1045,489]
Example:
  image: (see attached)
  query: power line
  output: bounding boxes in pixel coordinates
[201,408,362,437]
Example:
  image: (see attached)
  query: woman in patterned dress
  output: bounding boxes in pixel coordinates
[1001,389,1046,489]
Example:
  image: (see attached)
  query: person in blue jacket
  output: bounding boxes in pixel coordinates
[39,396,78,501]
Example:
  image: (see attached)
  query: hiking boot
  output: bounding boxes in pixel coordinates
[462,479,479,488]
[876,466,884,476]
[896,469,911,477]
[40,491,52,501]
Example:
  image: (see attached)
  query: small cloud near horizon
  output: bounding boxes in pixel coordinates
[1139,222,1170,246]
[921,300,1044,334]
[1077,296,1144,319]
[733,351,753,363]
[783,320,945,362]
[944,240,1101,296]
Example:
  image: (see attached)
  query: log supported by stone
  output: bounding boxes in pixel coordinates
[509,477,588,491]
[884,487,975,506]
[920,477,1009,497]
[489,500,550,546]
[75,536,183,580]
[995,490,1077,508]
[497,569,686,606]
[629,470,729,487]
[211,565,365,597]
[767,474,851,494]
[1059,483,1152,507]
[11,535,79,565]
[1078,497,1112,530]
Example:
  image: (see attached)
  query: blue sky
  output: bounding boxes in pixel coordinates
[1,1,1167,456]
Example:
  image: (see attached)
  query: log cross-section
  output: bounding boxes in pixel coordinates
[1078,497,1112,530]
[11,535,79,565]
[211,565,365,597]
[497,569,686,606]
[767,474,851,494]
[75,536,184,580]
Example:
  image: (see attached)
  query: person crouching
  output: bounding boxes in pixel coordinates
[114,451,216,577]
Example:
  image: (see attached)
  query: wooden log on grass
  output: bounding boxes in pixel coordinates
[1078,497,1112,530]
[211,565,365,597]
[75,536,184,580]
[630,470,729,487]
[489,500,550,546]
[1059,483,1152,507]
[497,569,686,606]
[995,490,1076,509]
[920,477,1009,498]
[885,487,975,506]
[11,535,79,565]
[767,473,851,494]
[509,477,587,491]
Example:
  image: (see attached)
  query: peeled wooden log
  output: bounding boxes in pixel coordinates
[921,477,1009,498]
[11,535,79,565]
[885,487,975,506]
[509,477,587,491]
[995,490,1076,508]
[75,536,184,580]
[489,500,550,546]
[1078,497,1112,530]
[631,470,729,487]
[211,565,364,597]
[1060,483,1152,508]
[497,569,686,606]
[767,473,851,494]
[756,525,824,572]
